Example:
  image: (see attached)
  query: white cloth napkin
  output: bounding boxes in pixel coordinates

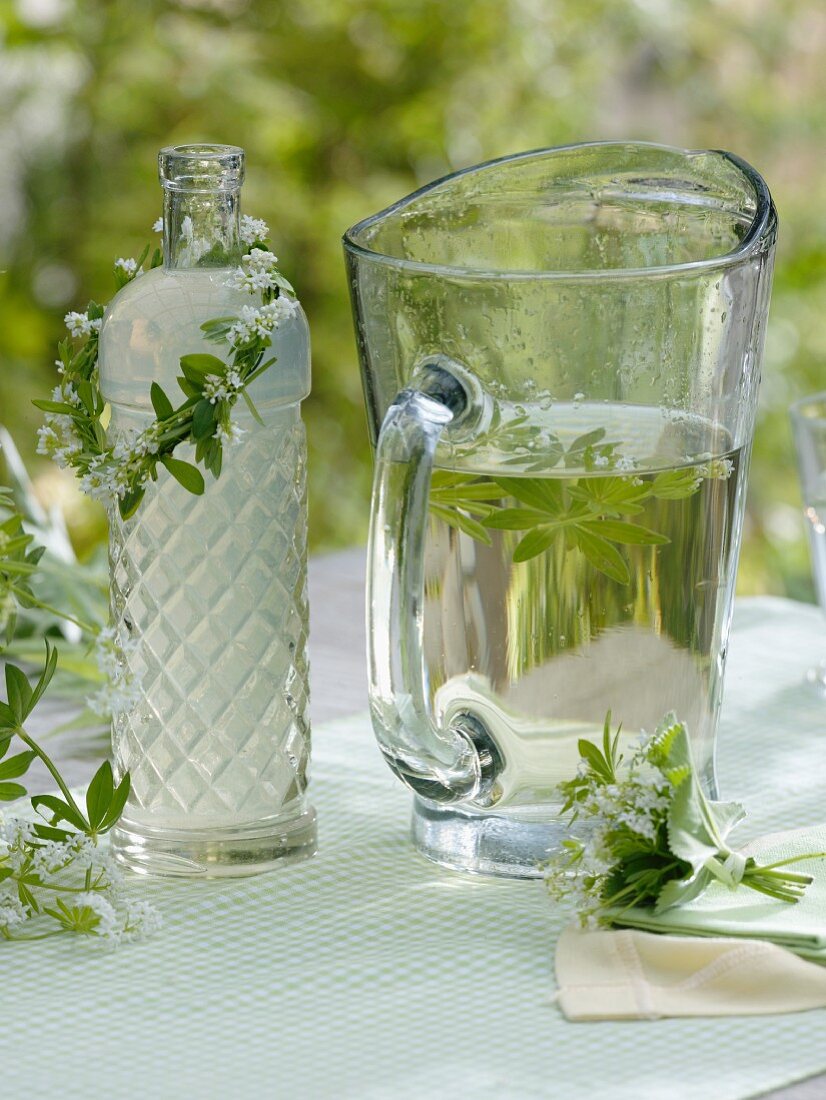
[555,925,826,1020]
[554,825,826,1020]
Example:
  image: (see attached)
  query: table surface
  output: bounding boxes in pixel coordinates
[43,547,825,1100]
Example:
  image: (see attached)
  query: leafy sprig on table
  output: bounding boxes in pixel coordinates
[35,217,298,520]
[0,491,158,945]
[431,426,734,583]
[545,713,826,926]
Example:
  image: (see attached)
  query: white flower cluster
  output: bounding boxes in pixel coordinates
[240,214,270,245]
[115,257,139,276]
[203,369,242,404]
[0,814,162,947]
[215,422,246,447]
[74,426,163,505]
[64,311,102,338]
[226,297,298,347]
[225,248,282,295]
[36,391,84,468]
[87,625,141,720]
[698,457,735,480]
[544,732,676,924]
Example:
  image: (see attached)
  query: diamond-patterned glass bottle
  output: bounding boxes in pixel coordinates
[98,145,315,876]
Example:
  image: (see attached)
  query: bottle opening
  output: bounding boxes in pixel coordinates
[159,144,245,193]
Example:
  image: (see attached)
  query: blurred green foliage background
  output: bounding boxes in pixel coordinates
[0,0,823,596]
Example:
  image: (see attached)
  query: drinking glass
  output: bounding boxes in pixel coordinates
[790,393,826,692]
[344,141,777,876]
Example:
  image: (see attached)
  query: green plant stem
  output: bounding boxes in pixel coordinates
[757,853,826,873]
[8,587,97,636]
[15,729,88,828]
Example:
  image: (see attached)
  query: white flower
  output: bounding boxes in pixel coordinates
[54,382,82,409]
[64,311,101,338]
[592,454,610,468]
[0,895,28,930]
[115,257,138,276]
[121,899,163,941]
[203,372,242,404]
[705,457,734,480]
[152,217,163,233]
[31,839,75,875]
[226,298,297,347]
[2,816,35,846]
[225,248,284,296]
[87,626,140,719]
[36,411,83,467]
[245,247,278,271]
[240,215,269,245]
[77,455,131,504]
[75,891,119,938]
[215,422,246,447]
[615,455,636,472]
[271,294,299,321]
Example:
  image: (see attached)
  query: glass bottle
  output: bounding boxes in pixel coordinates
[99,144,315,876]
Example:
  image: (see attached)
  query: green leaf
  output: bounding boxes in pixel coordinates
[150,382,174,420]
[577,738,614,782]
[31,794,88,832]
[430,482,504,503]
[32,399,77,414]
[119,487,145,521]
[200,316,237,334]
[192,399,216,441]
[161,456,205,495]
[567,476,650,515]
[176,376,202,399]
[0,750,35,781]
[484,508,551,531]
[273,273,295,294]
[0,702,16,729]
[512,527,560,562]
[586,520,670,546]
[572,527,630,584]
[31,823,73,842]
[494,477,563,514]
[5,664,32,723]
[27,642,58,712]
[179,353,226,377]
[429,504,493,545]
[651,469,702,500]
[0,781,27,801]
[242,388,265,426]
[86,760,114,830]
[98,772,131,833]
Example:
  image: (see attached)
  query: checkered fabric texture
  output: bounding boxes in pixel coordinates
[3,598,825,1100]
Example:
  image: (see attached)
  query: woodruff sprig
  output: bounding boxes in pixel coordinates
[35,216,298,520]
[0,641,160,945]
[431,424,735,583]
[0,488,158,945]
[545,713,826,926]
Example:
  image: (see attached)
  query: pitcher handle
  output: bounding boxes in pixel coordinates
[366,359,504,807]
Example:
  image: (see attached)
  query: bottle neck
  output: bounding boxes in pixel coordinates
[163,186,242,271]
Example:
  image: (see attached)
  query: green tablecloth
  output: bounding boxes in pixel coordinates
[3,597,826,1099]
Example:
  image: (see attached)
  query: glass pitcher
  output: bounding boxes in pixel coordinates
[344,142,776,877]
